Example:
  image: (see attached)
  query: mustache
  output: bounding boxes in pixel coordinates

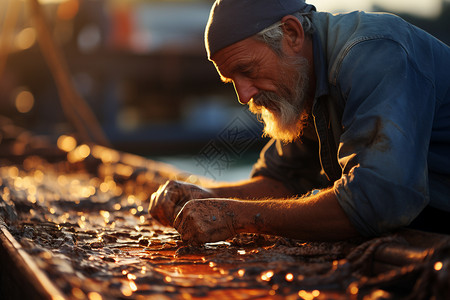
[252,91,282,113]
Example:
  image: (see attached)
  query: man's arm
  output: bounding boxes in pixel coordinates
[149,176,294,227]
[173,187,359,244]
[205,175,295,199]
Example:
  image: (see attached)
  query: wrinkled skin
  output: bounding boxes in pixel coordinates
[149,180,214,227]
[173,199,237,245]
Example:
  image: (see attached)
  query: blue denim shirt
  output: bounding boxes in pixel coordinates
[251,11,450,237]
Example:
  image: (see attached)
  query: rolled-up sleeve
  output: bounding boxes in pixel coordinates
[333,39,433,236]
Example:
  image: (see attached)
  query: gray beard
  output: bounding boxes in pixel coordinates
[248,56,310,143]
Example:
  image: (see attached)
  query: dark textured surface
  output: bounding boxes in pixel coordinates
[0,125,449,299]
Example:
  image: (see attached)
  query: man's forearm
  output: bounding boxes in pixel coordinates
[231,188,359,241]
[204,176,295,200]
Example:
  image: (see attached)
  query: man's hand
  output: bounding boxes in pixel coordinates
[173,199,238,245]
[149,180,214,227]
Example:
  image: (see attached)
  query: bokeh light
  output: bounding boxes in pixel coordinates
[15,27,37,50]
[57,0,79,20]
[15,90,35,113]
[57,135,77,152]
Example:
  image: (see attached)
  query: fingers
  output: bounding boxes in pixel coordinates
[148,180,214,228]
[173,199,237,245]
[148,181,177,226]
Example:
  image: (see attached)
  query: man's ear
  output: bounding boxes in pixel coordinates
[280,15,305,53]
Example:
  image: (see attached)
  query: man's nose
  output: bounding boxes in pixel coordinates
[233,80,258,105]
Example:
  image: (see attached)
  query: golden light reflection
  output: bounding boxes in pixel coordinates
[89,177,100,187]
[57,135,77,152]
[121,284,132,297]
[106,178,116,191]
[100,210,110,223]
[14,177,23,189]
[23,176,32,187]
[129,281,137,292]
[3,187,10,199]
[181,293,193,300]
[127,195,136,205]
[27,184,37,195]
[34,170,44,183]
[57,175,68,185]
[72,287,85,299]
[349,284,359,295]
[8,166,19,178]
[116,164,133,178]
[27,195,37,203]
[15,90,35,113]
[127,273,136,280]
[41,251,52,260]
[100,210,110,218]
[15,27,37,50]
[67,144,90,163]
[57,0,79,20]
[99,182,109,193]
[113,186,123,196]
[238,269,245,277]
[87,291,102,300]
[78,144,90,157]
[434,261,443,271]
[78,222,86,229]
[92,146,120,164]
[80,185,96,198]
[298,290,316,300]
[261,270,274,281]
[285,273,294,282]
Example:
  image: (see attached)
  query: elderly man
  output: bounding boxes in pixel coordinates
[149,0,450,244]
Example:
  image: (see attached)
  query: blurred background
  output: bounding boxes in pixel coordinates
[1,0,449,181]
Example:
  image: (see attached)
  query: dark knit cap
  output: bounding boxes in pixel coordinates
[205,0,316,59]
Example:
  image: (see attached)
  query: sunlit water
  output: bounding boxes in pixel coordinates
[154,153,258,183]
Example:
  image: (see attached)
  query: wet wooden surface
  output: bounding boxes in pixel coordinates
[1,126,450,299]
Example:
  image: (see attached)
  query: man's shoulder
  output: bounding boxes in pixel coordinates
[312,10,408,40]
[311,11,444,85]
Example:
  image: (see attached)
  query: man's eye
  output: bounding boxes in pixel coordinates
[235,64,255,77]
[240,68,255,77]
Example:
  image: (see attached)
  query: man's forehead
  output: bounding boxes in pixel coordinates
[211,38,263,67]
[211,39,259,81]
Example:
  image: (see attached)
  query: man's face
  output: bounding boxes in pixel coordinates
[211,37,311,143]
